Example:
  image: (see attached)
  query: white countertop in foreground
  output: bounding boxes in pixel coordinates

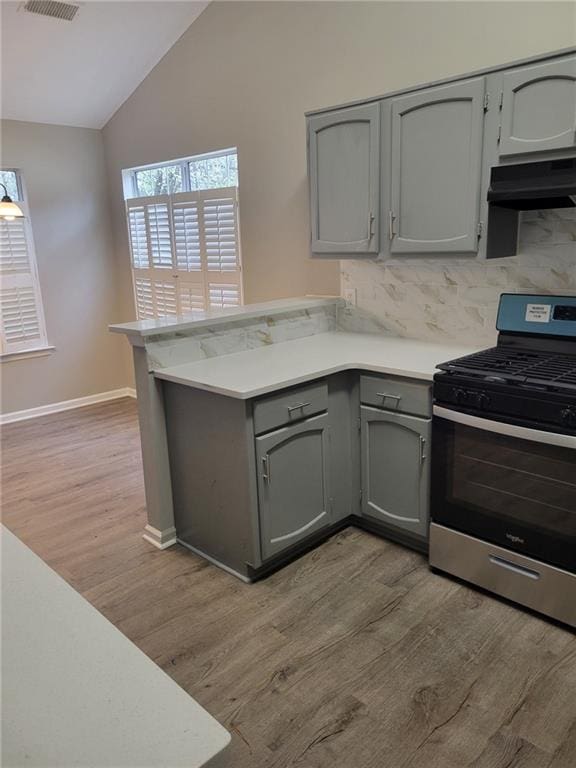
[154,331,479,399]
[2,526,230,768]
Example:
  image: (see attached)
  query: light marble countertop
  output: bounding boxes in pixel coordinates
[2,526,230,768]
[154,331,480,399]
[109,296,342,340]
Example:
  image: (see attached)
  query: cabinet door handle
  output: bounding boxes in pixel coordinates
[419,436,427,464]
[287,402,311,414]
[368,211,375,240]
[376,392,402,403]
[262,455,270,483]
[388,211,396,240]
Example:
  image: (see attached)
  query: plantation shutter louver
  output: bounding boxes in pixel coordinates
[0,202,48,354]
[147,202,172,269]
[203,193,240,272]
[208,283,241,309]
[172,199,202,272]
[127,205,149,269]
[126,187,242,319]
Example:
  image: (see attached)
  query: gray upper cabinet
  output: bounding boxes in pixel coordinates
[308,103,380,255]
[307,50,576,261]
[256,413,332,560]
[361,406,431,539]
[388,78,486,255]
[499,56,576,157]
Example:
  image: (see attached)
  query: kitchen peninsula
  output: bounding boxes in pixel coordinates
[111,297,478,580]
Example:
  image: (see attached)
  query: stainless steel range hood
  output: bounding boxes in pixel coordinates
[486,158,576,258]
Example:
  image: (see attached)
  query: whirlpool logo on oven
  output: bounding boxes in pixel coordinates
[506,533,525,545]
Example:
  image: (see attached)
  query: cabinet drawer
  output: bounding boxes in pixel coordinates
[253,381,328,435]
[360,375,431,417]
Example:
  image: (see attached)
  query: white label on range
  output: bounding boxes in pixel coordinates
[525,303,552,323]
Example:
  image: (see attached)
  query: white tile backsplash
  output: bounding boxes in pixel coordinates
[145,304,338,369]
[341,210,576,345]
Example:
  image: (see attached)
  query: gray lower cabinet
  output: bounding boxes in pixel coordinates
[256,413,332,560]
[164,371,431,580]
[388,78,485,255]
[361,406,431,539]
[499,55,576,157]
[308,103,380,255]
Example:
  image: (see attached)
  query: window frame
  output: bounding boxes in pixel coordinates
[0,169,52,362]
[123,148,238,200]
[123,149,243,321]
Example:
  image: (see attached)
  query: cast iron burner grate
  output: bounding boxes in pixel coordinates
[438,346,576,391]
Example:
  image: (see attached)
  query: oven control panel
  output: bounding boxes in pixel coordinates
[434,375,576,433]
[450,387,491,410]
[497,294,576,337]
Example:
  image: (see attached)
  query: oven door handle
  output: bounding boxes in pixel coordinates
[433,406,576,450]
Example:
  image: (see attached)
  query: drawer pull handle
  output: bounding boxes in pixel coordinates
[376,392,402,403]
[287,402,311,414]
[489,555,540,580]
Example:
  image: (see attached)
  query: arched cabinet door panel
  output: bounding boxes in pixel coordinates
[256,414,332,560]
[361,406,431,538]
[499,56,576,156]
[308,103,380,255]
[388,78,485,255]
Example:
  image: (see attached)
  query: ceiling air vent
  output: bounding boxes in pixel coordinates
[22,0,79,21]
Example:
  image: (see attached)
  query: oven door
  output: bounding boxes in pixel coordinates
[431,406,576,573]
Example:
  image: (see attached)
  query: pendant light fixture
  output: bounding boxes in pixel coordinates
[0,183,24,220]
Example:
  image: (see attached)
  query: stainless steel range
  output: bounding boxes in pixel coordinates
[430,293,576,628]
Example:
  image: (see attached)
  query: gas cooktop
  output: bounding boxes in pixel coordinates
[434,294,576,432]
[438,345,576,392]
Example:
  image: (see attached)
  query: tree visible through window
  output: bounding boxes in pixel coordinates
[135,165,183,197]
[189,153,238,191]
[0,170,20,201]
[128,149,238,199]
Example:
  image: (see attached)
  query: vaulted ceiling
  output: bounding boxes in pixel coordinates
[1,1,208,129]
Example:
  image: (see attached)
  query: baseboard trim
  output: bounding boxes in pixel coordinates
[1,387,137,425]
[143,524,177,550]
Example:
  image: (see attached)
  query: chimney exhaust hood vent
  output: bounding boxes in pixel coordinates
[488,158,576,210]
[486,158,576,259]
[21,1,80,21]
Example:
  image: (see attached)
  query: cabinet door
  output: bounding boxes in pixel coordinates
[256,414,331,560]
[499,56,576,156]
[389,78,485,254]
[361,406,430,538]
[308,103,380,255]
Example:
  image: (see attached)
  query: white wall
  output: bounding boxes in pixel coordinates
[102,1,576,321]
[1,120,130,415]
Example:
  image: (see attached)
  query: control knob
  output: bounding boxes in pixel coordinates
[476,392,491,410]
[561,407,576,429]
[453,388,468,404]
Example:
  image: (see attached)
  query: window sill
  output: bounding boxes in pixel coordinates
[0,345,55,363]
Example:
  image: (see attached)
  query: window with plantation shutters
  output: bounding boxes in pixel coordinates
[126,186,242,320]
[0,180,49,357]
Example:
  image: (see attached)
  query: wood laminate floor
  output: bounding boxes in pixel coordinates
[2,398,575,768]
